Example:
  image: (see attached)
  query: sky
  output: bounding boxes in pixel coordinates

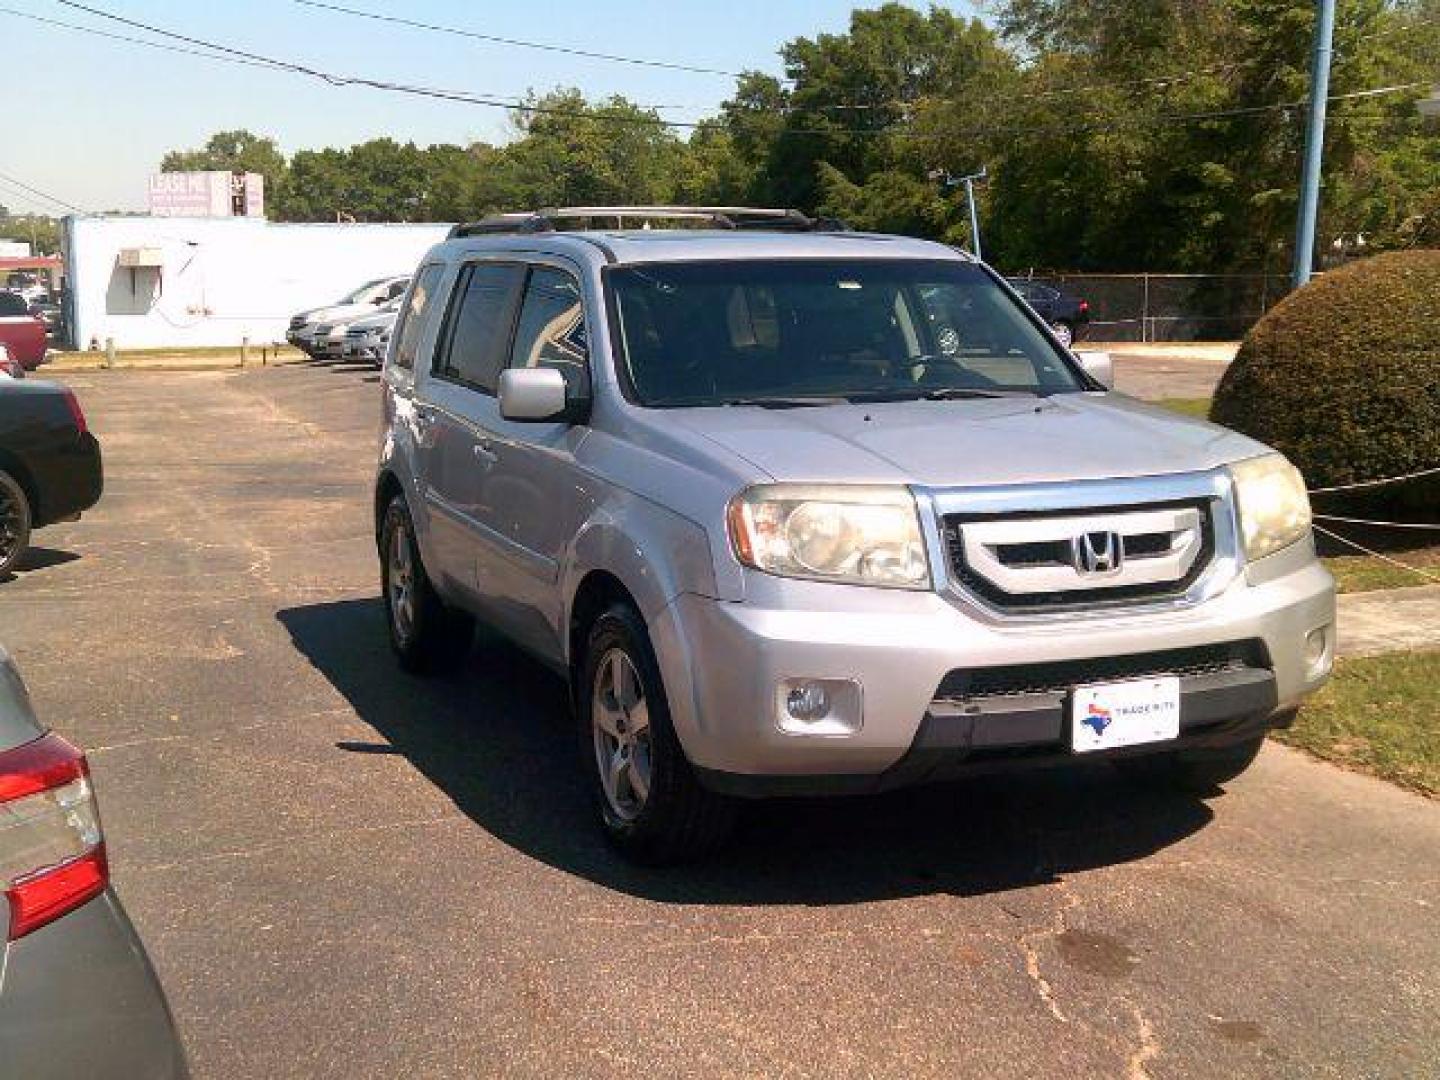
[0,0,980,214]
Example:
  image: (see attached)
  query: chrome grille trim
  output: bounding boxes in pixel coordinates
[914,469,1242,623]
[954,505,1205,596]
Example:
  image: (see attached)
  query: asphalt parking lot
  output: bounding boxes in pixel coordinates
[1,361,1436,1078]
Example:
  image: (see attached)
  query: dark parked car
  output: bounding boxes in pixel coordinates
[28,295,61,336]
[1006,278,1090,347]
[0,646,189,1077]
[0,379,103,575]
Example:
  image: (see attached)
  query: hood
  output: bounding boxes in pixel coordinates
[664,393,1269,488]
[347,310,399,332]
[296,301,378,324]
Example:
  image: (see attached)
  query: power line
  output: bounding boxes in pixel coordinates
[37,2,1440,141]
[0,168,85,214]
[52,1,721,123]
[0,5,313,72]
[291,0,747,79]
[4,6,697,112]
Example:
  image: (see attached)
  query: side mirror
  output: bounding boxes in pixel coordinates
[1074,349,1113,389]
[499,367,574,423]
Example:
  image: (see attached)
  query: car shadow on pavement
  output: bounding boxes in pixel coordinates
[1,546,81,583]
[279,598,1215,906]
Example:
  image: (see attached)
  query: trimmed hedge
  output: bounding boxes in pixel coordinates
[1210,250,1440,493]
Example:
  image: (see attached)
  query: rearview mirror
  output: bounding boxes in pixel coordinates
[499,367,572,422]
[1074,350,1113,389]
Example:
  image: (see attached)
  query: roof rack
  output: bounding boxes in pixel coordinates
[447,206,848,239]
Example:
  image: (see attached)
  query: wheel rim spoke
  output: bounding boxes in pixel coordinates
[592,646,652,822]
[593,700,622,738]
[626,698,649,737]
[628,746,650,803]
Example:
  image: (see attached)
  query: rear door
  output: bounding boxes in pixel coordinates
[417,261,524,600]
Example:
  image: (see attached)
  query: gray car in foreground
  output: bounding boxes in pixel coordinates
[375,206,1336,863]
[0,647,187,1078]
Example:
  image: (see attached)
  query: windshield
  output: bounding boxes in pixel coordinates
[339,278,388,304]
[609,259,1088,407]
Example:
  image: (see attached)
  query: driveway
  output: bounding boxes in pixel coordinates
[0,364,1435,1078]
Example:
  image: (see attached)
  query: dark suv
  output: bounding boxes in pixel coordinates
[1006,278,1090,347]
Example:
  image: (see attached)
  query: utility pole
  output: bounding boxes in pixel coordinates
[1292,0,1336,290]
[930,166,989,262]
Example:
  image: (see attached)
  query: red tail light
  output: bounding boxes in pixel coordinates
[1079,300,1090,315]
[0,733,108,940]
[61,388,89,435]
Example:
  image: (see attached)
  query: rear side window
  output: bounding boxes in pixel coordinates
[391,265,443,371]
[509,268,588,379]
[436,263,523,393]
[0,293,28,317]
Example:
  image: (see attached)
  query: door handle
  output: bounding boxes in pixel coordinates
[473,441,498,465]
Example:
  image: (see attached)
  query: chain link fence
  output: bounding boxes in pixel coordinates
[1018,273,1294,342]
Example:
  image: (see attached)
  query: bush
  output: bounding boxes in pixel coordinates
[1210,250,1440,501]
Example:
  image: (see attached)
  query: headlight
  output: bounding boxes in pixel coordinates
[1230,453,1312,561]
[727,485,931,589]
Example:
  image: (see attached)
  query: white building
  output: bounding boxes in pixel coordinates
[61,215,452,349]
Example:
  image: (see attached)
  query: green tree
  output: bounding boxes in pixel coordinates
[477,90,689,209]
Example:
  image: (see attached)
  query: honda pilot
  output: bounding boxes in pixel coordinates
[374,207,1335,863]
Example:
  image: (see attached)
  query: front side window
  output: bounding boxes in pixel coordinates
[436,263,523,393]
[509,267,588,379]
[390,264,442,371]
[609,259,1088,407]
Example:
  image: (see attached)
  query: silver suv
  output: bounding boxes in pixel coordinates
[375,207,1335,863]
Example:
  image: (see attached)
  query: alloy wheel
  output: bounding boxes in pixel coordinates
[388,526,416,643]
[591,647,653,822]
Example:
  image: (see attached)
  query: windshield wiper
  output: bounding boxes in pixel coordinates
[845,387,1011,403]
[644,394,841,409]
[717,395,841,409]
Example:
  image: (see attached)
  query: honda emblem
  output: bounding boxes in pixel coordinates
[1072,530,1123,575]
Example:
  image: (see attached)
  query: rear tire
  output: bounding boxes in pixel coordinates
[380,495,473,675]
[1115,735,1265,792]
[0,470,32,577]
[579,603,736,864]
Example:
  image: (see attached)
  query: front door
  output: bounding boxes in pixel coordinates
[476,265,593,663]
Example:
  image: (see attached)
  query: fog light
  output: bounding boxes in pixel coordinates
[1305,626,1332,679]
[775,678,863,736]
[785,683,831,722]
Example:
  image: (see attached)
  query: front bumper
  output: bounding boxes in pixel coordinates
[653,546,1334,794]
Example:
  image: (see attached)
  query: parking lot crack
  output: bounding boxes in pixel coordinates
[1016,878,1082,1024]
[1124,1001,1161,1080]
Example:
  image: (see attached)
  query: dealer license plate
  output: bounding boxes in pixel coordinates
[1070,677,1181,753]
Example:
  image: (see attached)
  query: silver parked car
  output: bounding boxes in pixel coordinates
[342,303,400,364]
[375,206,1335,863]
[0,646,188,1077]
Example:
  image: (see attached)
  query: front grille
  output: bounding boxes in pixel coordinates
[934,641,1267,702]
[944,499,1214,612]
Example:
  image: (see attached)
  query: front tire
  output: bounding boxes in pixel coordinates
[380,495,473,675]
[1115,735,1265,792]
[579,603,735,863]
[0,470,32,577]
